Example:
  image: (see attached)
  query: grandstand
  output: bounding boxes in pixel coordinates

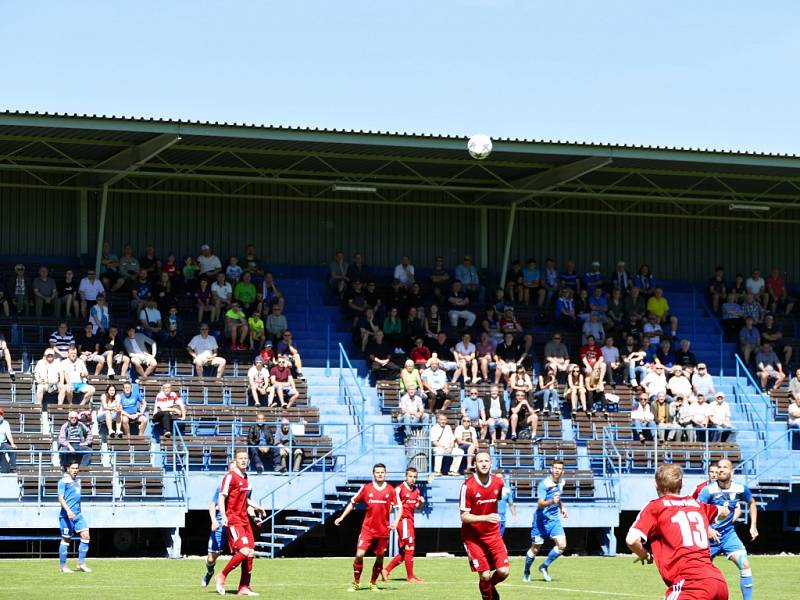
[0,111,799,561]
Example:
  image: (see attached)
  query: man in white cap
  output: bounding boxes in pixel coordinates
[197,244,222,279]
[584,261,604,294]
[34,348,62,404]
[708,392,734,442]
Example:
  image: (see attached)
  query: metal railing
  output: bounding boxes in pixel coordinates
[734,354,774,432]
[338,343,368,449]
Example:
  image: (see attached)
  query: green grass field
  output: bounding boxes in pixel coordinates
[0,555,795,599]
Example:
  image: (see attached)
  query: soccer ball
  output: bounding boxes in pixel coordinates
[467,134,492,160]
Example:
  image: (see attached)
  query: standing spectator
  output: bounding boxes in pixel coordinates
[454,416,479,473]
[483,385,509,444]
[123,326,158,379]
[543,333,571,374]
[420,358,451,412]
[187,325,227,378]
[225,302,249,351]
[455,255,485,305]
[708,392,734,442]
[58,347,95,406]
[761,314,792,366]
[429,412,463,476]
[247,357,271,406]
[78,269,105,318]
[566,365,587,413]
[328,250,349,296]
[766,267,794,315]
[8,263,29,315]
[633,264,655,297]
[269,356,300,408]
[611,261,631,295]
[447,280,476,328]
[152,382,186,440]
[745,269,769,308]
[118,244,140,285]
[274,418,304,472]
[0,408,18,473]
[58,411,93,467]
[33,266,60,317]
[631,394,656,443]
[756,342,786,391]
[738,317,761,365]
[393,256,415,288]
[521,258,544,306]
[453,333,479,385]
[210,272,232,323]
[534,366,560,416]
[398,386,429,437]
[197,244,222,280]
[34,349,61,404]
[707,267,727,314]
[246,412,274,473]
[265,304,288,343]
[541,258,559,306]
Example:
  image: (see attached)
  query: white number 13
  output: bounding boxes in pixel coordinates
[671,511,708,548]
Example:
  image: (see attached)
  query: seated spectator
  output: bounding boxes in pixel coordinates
[729,272,746,301]
[669,395,694,442]
[248,311,265,350]
[454,415,479,472]
[274,418,304,472]
[745,268,769,307]
[575,288,591,322]
[691,363,716,398]
[708,392,734,442]
[129,269,152,313]
[197,244,223,280]
[258,340,276,369]
[138,245,160,281]
[543,333,570,374]
[631,394,656,443]
[606,288,625,331]
[509,389,538,441]
[233,272,257,314]
[421,358,451,412]
[453,333,479,385]
[641,334,658,366]
[447,280,476,328]
[740,291,765,325]
[181,256,199,293]
[582,314,605,344]
[475,332,497,383]
[398,385,429,437]
[588,285,609,321]
[384,277,408,311]
[346,252,368,283]
[161,253,180,286]
[499,307,523,336]
[403,306,426,347]
[555,288,577,328]
[269,356,300,408]
[247,357,271,406]
[508,364,533,397]
[611,260,631,295]
[382,306,404,351]
[455,255,485,305]
[585,366,606,413]
[643,313,664,346]
[357,306,381,352]
[123,326,158,379]
[426,332,458,373]
[276,331,303,378]
[225,255,242,283]
[162,306,183,350]
[240,244,264,283]
[58,346,95,406]
[400,360,425,398]
[483,385,509,444]
[424,304,444,338]
[58,410,93,467]
[33,266,60,317]
[152,382,185,440]
[650,392,673,442]
[566,365,587,414]
[766,266,794,316]
[673,339,698,374]
[139,296,165,341]
[409,338,432,369]
[542,257,559,305]
[584,261,604,294]
[601,336,622,386]
[494,332,523,385]
[624,286,646,323]
[656,339,676,370]
[187,325,227,378]
[641,364,669,400]
[366,330,400,380]
[329,250,349,296]
[195,278,214,323]
[667,366,692,399]
[211,272,233,322]
[89,294,110,335]
[580,335,606,381]
[429,411,463,476]
[533,366,560,416]
[738,317,761,365]
[0,407,18,473]
[102,325,130,379]
[247,412,274,473]
[461,388,487,438]
[259,272,285,314]
[707,267,727,314]
[49,321,75,360]
[481,307,502,343]
[265,304,288,343]
[98,384,122,439]
[633,264,655,297]
[720,291,744,339]
[344,279,368,320]
[691,394,712,441]
[34,349,61,404]
[76,323,106,377]
[521,258,544,306]
[7,263,30,315]
[99,241,125,292]
[761,314,792,366]
[621,336,647,387]
[559,259,580,293]
[118,244,140,285]
[756,342,786,391]
[225,302,249,351]
[153,271,176,313]
[394,255,415,288]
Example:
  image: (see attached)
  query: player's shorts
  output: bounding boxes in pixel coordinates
[227,522,254,553]
[59,512,88,537]
[664,576,728,600]
[463,535,509,573]
[207,523,227,554]
[357,531,389,556]
[398,518,415,548]
[499,520,506,536]
[530,514,564,544]
[709,530,745,559]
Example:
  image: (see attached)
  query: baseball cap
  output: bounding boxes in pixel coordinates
[254,356,264,364]
[200,244,210,251]
[716,392,725,398]
[697,363,707,369]
[44,348,55,356]
[265,340,273,347]
[591,260,600,266]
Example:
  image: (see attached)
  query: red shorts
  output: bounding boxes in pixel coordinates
[398,518,415,548]
[227,522,255,553]
[357,530,389,556]
[664,577,728,600]
[463,535,509,573]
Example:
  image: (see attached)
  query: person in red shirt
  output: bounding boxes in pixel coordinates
[460,451,510,600]
[766,267,794,315]
[626,463,729,600]
[409,338,432,369]
[216,449,266,597]
[334,463,401,591]
[692,464,718,499]
[382,467,425,583]
[579,336,606,381]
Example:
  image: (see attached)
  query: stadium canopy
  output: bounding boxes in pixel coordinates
[2,110,800,281]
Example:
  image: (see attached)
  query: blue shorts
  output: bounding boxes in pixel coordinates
[207,524,227,554]
[59,512,88,537]
[530,514,564,544]
[73,382,88,393]
[499,521,506,536]
[709,530,745,559]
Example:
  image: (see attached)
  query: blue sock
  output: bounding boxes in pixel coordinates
[523,550,535,575]
[542,548,562,568]
[740,569,753,600]
[59,541,69,567]
[78,540,89,564]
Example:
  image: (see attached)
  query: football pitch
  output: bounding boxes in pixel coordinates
[0,555,795,599]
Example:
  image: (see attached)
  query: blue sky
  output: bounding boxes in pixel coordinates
[2,1,799,153]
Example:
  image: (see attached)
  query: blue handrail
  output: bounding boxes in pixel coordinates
[338,343,369,449]
[734,354,773,444]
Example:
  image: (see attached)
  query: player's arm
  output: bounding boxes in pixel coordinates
[391,500,402,530]
[209,500,219,531]
[334,501,355,526]
[508,493,517,522]
[57,483,75,520]
[218,491,229,527]
[460,510,500,524]
[748,497,758,540]
[625,530,652,565]
[246,497,267,518]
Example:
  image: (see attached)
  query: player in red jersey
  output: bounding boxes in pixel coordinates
[692,464,718,499]
[626,463,730,600]
[381,466,425,583]
[216,449,266,597]
[335,462,401,592]
[460,451,510,600]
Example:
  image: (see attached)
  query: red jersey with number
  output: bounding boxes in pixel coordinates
[395,482,422,521]
[351,482,397,537]
[220,468,251,526]
[629,494,724,587]
[459,473,503,541]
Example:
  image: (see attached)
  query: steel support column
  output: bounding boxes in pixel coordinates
[79,189,88,257]
[94,186,109,273]
[479,207,488,269]
[499,203,517,289]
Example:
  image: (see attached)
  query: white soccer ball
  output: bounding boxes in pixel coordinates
[467,134,493,160]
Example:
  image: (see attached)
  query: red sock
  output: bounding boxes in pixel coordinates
[221,552,245,577]
[478,578,493,600]
[238,556,253,589]
[370,560,383,584]
[403,548,415,578]
[385,552,403,575]
[352,557,363,584]
[491,570,506,586]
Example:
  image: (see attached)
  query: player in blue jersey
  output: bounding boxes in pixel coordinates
[523,460,568,583]
[496,472,516,536]
[697,459,759,600]
[201,485,228,587]
[57,460,91,573]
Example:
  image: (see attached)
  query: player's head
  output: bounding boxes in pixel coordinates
[654,463,683,496]
[405,466,418,486]
[372,463,387,483]
[233,448,248,471]
[715,459,733,483]
[707,464,719,481]
[474,451,492,476]
[65,460,80,477]
[550,460,564,480]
